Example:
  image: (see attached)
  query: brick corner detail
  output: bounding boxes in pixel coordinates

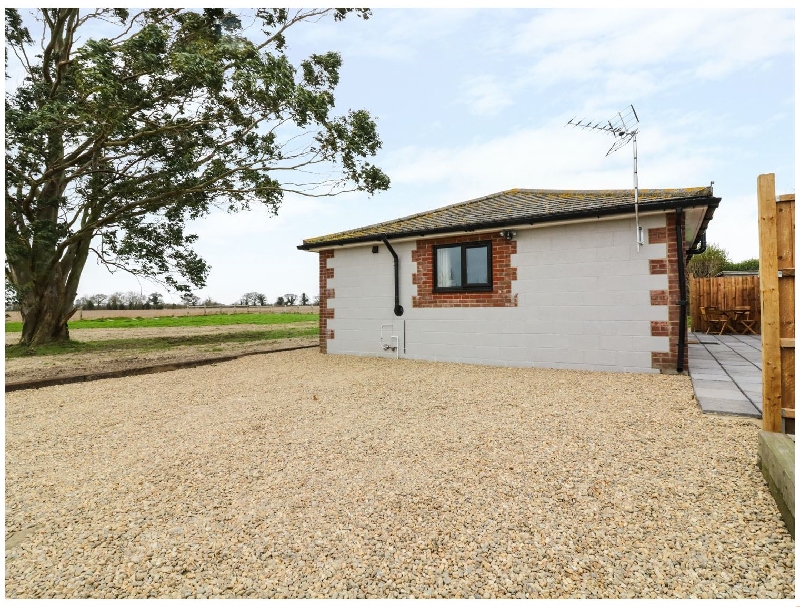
[648,227,666,244]
[650,212,688,372]
[319,249,335,353]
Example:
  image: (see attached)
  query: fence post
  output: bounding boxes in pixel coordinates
[758,173,783,432]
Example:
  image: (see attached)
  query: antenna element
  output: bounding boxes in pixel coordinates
[567,104,643,250]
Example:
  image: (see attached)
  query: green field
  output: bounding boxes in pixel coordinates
[5,312,318,333]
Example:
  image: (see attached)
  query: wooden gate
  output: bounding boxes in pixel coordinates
[758,173,795,434]
[689,275,760,333]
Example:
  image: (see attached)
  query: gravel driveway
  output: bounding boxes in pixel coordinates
[5,350,794,598]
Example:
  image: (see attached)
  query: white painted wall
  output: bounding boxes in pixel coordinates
[326,214,669,373]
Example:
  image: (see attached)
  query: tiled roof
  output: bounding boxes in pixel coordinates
[299,186,717,249]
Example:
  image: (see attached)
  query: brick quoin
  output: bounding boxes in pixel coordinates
[412,233,518,308]
[648,227,667,244]
[651,211,688,372]
[318,249,335,353]
[650,321,669,337]
[648,259,668,275]
[650,290,668,305]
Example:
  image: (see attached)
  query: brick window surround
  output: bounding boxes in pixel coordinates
[318,249,334,353]
[650,212,688,372]
[412,233,518,308]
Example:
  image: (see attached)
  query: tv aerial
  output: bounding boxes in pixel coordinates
[567,105,643,251]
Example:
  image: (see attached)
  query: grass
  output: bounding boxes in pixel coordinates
[5,325,318,359]
[5,312,317,333]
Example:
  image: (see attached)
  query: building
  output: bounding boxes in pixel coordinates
[298,187,719,373]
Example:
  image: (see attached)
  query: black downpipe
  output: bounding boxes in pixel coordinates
[381,235,404,316]
[675,208,687,373]
[687,231,707,258]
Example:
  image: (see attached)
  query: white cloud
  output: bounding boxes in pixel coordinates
[459,75,515,116]
[512,9,793,85]
[385,119,719,200]
[703,193,760,262]
[294,8,479,62]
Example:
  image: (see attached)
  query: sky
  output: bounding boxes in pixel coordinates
[9,8,796,305]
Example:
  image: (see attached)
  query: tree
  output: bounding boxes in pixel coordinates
[121,291,145,309]
[6,278,20,310]
[238,291,266,305]
[300,292,309,305]
[89,293,108,308]
[687,243,729,278]
[106,293,123,309]
[181,292,200,306]
[722,258,759,272]
[284,293,297,306]
[312,294,320,306]
[74,294,94,309]
[5,8,389,346]
[147,292,164,309]
[274,296,285,307]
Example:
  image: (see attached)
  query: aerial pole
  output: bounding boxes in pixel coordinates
[567,105,643,251]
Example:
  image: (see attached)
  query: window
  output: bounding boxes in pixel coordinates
[433,241,492,291]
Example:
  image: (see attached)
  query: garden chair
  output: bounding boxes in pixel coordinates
[701,306,729,335]
[734,307,759,335]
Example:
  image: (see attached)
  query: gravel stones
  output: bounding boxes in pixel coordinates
[5,350,794,598]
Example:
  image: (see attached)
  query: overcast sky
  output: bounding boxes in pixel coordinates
[31,9,799,304]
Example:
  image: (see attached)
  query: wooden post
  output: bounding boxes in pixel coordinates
[759,174,781,432]
[759,176,795,432]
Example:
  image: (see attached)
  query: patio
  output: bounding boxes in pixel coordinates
[688,332,763,418]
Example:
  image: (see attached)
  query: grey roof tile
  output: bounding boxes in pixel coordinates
[300,186,717,249]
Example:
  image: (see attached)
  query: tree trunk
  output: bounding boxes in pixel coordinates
[20,287,73,345]
[10,237,89,347]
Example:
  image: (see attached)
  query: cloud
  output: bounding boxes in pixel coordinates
[703,193,760,262]
[293,8,479,62]
[511,9,793,85]
[458,75,515,116]
[385,119,719,204]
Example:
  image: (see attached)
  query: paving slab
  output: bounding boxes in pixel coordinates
[699,397,765,417]
[688,332,762,418]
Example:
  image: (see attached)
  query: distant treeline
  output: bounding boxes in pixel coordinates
[68,290,319,310]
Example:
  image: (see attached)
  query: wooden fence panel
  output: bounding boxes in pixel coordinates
[688,275,761,333]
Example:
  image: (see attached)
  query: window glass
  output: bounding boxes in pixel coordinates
[466,245,489,284]
[436,246,461,288]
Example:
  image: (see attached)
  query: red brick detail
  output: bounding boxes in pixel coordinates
[650,290,668,305]
[651,352,673,368]
[648,227,667,244]
[318,249,335,353]
[411,233,518,308]
[650,321,669,337]
[651,212,689,372]
[648,259,668,275]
